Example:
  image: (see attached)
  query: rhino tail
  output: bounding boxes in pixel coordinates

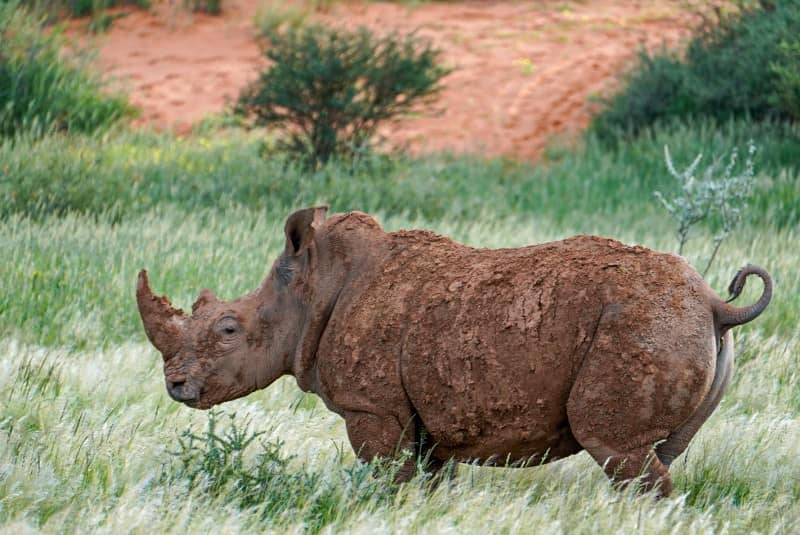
[713,264,773,336]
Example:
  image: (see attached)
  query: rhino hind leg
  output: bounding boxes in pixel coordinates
[587,442,673,496]
[567,365,675,496]
[565,303,720,497]
[567,412,674,496]
[656,331,734,468]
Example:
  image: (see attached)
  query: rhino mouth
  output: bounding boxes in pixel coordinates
[179,386,214,410]
[166,378,200,404]
[183,397,214,410]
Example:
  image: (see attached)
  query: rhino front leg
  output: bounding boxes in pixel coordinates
[344,411,424,483]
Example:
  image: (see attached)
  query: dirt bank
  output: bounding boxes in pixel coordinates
[87,1,691,159]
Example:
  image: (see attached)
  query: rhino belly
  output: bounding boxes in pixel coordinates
[399,297,593,463]
[402,342,582,462]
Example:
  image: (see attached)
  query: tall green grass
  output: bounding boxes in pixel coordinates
[2,206,797,350]
[2,119,799,226]
[14,0,152,19]
[0,2,134,137]
[2,147,798,531]
[0,209,798,531]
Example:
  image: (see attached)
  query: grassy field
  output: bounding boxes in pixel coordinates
[1,118,799,532]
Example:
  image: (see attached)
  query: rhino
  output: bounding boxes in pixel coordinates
[136,206,772,496]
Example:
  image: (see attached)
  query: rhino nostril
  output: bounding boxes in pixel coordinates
[167,379,190,400]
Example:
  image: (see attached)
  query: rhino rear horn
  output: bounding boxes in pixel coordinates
[192,288,220,314]
[136,269,187,357]
[284,206,328,256]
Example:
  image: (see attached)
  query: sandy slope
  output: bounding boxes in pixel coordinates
[86,1,691,159]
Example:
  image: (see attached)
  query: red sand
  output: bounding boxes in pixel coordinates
[84,1,691,160]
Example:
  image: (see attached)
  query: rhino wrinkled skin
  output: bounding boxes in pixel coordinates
[136,207,772,496]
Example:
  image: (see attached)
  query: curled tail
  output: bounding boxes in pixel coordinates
[714,264,773,336]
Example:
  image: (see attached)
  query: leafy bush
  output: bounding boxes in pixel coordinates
[770,39,800,120]
[236,24,449,168]
[592,1,800,139]
[0,2,133,137]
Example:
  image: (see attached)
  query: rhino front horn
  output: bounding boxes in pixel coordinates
[136,269,187,357]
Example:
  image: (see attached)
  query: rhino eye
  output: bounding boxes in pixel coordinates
[216,317,240,337]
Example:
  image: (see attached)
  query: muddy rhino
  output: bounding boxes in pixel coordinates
[136,207,772,496]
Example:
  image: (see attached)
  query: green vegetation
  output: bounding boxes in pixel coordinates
[3,119,799,225]
[237,24,449,168]
[185,0,221,14]
[10,0,152,20]
[0,2,133,137]
[771,37,800,120]
[592,1,800,139]
[253,0,309,35]
[163,410,408,531]
[1,203,798,532]
[1,0,799,532]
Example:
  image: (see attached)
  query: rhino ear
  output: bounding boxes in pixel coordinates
[284,206,328,256]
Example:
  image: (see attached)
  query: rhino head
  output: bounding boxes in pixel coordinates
[136,206,330,409]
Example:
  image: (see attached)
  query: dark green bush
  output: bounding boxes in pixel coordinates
[236,24,449,168]
[770,38,800,120]
[592,1,800,139]
[0,2,133,137]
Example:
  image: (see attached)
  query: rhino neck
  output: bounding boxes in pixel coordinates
[291,286,343,392]
[289,211,389,393]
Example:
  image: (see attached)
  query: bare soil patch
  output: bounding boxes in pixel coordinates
[86,1,691,159]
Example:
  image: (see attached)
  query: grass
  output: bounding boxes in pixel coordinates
[1,108,799,533]
[2,118,799,226]
[15,1,152,21]
[2,204,799,348]
[0,208,798,531]
[0,2,134,137]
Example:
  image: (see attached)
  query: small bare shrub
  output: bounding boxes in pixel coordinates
[655,141,757,274]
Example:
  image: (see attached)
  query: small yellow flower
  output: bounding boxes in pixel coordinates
[513,57,535,76]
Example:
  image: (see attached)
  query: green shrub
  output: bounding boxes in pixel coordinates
[770,39,800,120]
[236,24,449,168]
[0,2,133,137]
[592,1,800,139]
